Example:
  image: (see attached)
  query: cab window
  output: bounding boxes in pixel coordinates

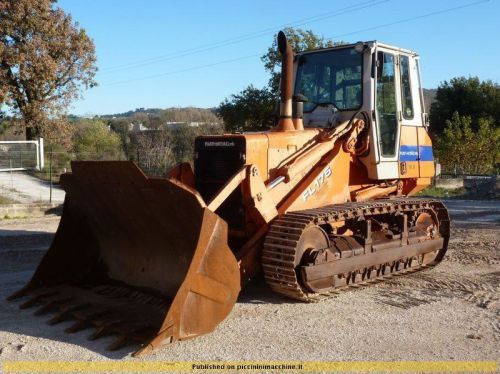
[400,55,414,119]
[295,47,362,112]
[376,51,398,158]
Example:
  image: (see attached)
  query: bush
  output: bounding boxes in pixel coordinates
[430,77,500,135]
[129,124,224,176]
[216,85,276,133]
[435,112,499,174]
[72,119,124,160]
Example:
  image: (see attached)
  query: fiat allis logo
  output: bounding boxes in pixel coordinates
[204,141,235,147]
[302,166,332,201]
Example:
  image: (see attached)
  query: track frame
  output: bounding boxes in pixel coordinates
[262,198,450,301]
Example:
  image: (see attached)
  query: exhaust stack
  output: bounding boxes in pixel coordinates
[277,31,295,132]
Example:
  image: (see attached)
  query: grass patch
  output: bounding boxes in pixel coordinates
[416,186,467,198]
[1,214,28,220]
[0,195,18,204]
[29,170,62,184]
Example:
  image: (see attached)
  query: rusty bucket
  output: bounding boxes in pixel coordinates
[7,161,240,355]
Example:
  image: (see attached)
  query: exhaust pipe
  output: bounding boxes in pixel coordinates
[292,96,305,131]
[277,31,295,132]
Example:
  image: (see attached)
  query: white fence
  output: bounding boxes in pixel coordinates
[0,138,44,172]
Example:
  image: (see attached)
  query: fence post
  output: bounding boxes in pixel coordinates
[49,146,53,204]
[38,138,44,170]
[9,159,13,189]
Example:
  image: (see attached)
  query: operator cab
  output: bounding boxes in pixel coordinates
[294,45,363,128]
[293,41,434,180]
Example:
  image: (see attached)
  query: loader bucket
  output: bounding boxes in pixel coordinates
[8,161,240,355]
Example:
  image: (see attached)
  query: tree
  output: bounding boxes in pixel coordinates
[435,112,499,174]
[170,123,223,164]
[72,119,123,161]
[108,117,132,156]
[216,85,276,132]
[127,123,223,176]
[131,128,175,176]
[262,27,336,94]
[0,0,97,140]
[429,77,500,135]
[44,117,74,150]
[217,28,340,132]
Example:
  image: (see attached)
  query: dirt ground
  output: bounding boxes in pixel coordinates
[0,200,498,362]
[0,172,65,204]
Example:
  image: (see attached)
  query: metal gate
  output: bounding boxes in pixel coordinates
[0,138,44,171]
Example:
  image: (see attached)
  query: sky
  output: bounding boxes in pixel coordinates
[56,0,499,116]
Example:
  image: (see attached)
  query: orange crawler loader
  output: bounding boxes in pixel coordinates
[8,32,449,355]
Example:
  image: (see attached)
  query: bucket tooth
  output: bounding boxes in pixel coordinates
[34,297,73,316]
[87,326,106,341]
[6,288,28,301]
[88,320,123,341]
[107,288,125,298]
[33,302,56,316]
[128,328,155,343]
[48,303,90,325]
[72,307,109,321]
[94,286,114,295]
[65,319,90,333]
[19,291,58,309]
[103,286,133,299]
[106,334,128,351]
[16,299,33,309]
[48,311,70,325]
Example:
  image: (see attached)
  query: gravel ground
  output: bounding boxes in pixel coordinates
[0,201,498,362]
[0,171,65,203]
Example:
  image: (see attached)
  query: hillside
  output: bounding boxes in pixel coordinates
[423,88,437,113]
[97,107,220,124]
[93,90,439,124]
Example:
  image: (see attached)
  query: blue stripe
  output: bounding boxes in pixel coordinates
[399,145,434,162]
[399,145,419,161]
[418,145,434,161]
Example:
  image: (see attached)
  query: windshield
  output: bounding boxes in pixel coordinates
[294,47,363,112]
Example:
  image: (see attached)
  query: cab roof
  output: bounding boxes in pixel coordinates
[296,41,419,57]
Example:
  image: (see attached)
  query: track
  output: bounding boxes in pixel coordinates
[262,198,450,301]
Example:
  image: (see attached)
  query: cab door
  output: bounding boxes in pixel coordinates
[374,49,401,179]
[398,54,420,178]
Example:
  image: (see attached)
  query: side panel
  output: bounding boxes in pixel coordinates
[398,126,420,178]
[244,136,269,180]
[398,53,423,179]
[266,129,320,179]
[284,141,351,212]
[417,127,435,177]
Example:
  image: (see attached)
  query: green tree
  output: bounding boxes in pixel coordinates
[170,124,223,164]
[262,27,336,94]
[435,112,499,174]
[108,117,132,156]
[216,85,276,132]
[429,77,500,135]
[0,0,97,140]
[72,120,123,160]
[474,117,500,174]
[217,28,339,132]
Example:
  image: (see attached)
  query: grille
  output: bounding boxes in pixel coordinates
[194,137,246,230]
